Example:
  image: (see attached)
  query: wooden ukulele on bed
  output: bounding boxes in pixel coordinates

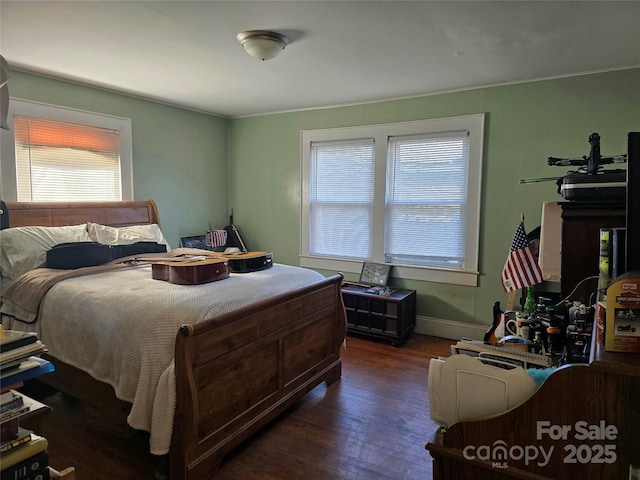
[148,256,230,285]
[216,212,273,272]
[209,251,273,273]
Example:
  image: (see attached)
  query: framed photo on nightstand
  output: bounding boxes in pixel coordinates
[359,262,391,286]
[180,235,208,249]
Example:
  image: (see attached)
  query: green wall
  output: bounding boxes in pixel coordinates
[229,68,640,325]
[6,68,640,328]
[6,71,230,247]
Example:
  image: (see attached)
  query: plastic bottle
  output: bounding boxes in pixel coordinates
[546,326,562,355]
[524,286,536,315]
[533,331,546,355]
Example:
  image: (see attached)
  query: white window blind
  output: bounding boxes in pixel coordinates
[13,115,122,202]
[309,139,374,259]
[386,131,469,268]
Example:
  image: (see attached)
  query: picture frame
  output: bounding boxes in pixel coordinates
[359,262,391,286]
[179,234,209,249]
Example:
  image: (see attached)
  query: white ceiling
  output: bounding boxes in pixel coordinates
[2,1,639,118]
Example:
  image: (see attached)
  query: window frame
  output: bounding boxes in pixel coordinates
[0,98,133,202]
[300,114,484,286]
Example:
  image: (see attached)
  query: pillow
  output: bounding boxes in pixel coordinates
[0,224,92,279]
[86,222,171,249]
[1,275,13,296]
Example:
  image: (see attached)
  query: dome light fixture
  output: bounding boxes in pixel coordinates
[236,30,289,61]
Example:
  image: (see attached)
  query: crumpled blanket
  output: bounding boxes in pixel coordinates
[0,248,218,323]
[0,263,135,323]
[0,260,326,455]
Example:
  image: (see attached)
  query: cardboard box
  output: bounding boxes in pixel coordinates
[605,273,640,352]
[539,201,562,283]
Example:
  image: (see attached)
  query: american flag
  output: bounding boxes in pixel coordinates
[208,229,227,248]
[501,222,543,293]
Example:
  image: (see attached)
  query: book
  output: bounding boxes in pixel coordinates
[0,417,19,439]
[1,358,45,380]
[0,330,38,352]
[2,467,51,480]
[0,426,33,454]
[0,357,54,390]
[0,382,24,396]
[0,390,24,414]
[1,391,50,426]
[0,433,48,471]
[0,403,30,423]
[0,342,47,366]
[0,449,49,480]
[0,357,33,373]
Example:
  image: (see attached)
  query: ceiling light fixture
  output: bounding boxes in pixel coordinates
[236,30,289,61]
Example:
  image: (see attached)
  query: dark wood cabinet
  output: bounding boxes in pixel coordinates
[560,201,625,302]
[341,283,416,346]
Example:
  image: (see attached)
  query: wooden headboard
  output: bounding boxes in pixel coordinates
[0,199,160,229]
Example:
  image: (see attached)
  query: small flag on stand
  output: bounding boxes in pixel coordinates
[501,222,543,293]
[206,226,228,249]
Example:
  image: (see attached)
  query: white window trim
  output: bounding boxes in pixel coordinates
[300,114,484,286]
[0,98,133,201]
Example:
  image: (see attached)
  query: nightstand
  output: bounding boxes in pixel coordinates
[341,282,416,346]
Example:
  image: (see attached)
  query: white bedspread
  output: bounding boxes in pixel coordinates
[2,263,325,455]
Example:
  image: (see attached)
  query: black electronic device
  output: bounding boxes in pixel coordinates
[559,171,626,201]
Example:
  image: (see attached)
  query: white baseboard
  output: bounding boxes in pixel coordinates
[415,315,487,341]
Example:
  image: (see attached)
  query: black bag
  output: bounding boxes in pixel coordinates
[109,241,167,260]
[46,242,112,269]
[47,241,167,269]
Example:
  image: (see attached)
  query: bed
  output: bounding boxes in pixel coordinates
[0,199,346,479]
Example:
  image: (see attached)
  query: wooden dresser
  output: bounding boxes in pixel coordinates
[559,201,625,302]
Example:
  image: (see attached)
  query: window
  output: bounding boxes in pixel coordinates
[1,98,133,202]
[309,139,375,259]
[301,114,484,286]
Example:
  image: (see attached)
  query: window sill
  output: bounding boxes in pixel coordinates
[299,255,478,287]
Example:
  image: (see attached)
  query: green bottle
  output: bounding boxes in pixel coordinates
[524,285,536,315]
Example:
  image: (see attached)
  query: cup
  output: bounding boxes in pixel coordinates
[504,310,518,336]
[506,313,535,340]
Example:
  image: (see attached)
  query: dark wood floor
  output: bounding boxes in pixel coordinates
[21,334,452,480]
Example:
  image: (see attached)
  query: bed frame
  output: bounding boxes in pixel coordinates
[1,199,347,479]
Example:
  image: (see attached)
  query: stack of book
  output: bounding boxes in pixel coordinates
[1,328,53,480]
[0,330,52,390]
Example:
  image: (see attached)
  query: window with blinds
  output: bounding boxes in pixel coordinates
[309,139,374,259]
[14,116,122,202]
[301,114,484,286]
[1,98,133,203]
[385,131,469,268]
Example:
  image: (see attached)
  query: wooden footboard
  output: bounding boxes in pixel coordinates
[35,273,345,479]
[171,273,346,479]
